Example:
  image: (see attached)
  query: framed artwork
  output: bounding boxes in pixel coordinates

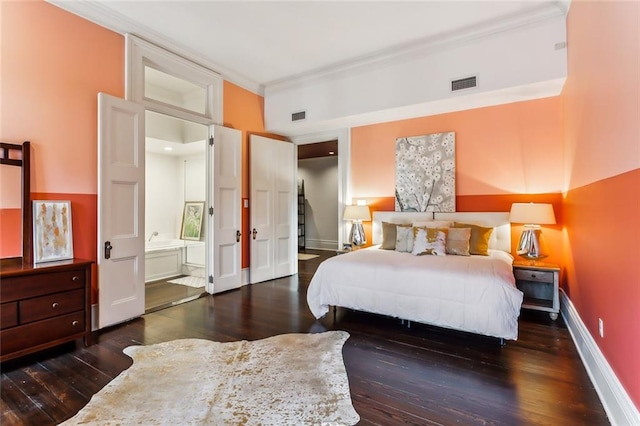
[180,201,205,241]
[33,200,74,263]
[395,132,456,213]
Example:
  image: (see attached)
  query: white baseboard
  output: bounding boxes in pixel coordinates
[560,289,640,425]
[304,238,338,251]
[241,268,250,286]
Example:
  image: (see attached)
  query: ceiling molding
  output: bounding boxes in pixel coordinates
[265,2,567,95]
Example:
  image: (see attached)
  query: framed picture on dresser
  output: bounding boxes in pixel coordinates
[33,200,74,263]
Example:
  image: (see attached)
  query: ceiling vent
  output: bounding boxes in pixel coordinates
[291,111,306,122]
[451,75,477,92]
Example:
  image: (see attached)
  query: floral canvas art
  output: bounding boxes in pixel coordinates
[33,200,74,263]
[395,132,455,212]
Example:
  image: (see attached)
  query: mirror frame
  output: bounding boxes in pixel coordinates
[0,141,32,265]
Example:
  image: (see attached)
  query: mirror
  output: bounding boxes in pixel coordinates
[0,141,32,265]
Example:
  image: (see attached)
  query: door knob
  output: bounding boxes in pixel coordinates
[252,228,258,240]
[236,230,242,243]
[104,241,113,259]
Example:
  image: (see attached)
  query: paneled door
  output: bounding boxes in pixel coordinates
[210,125,242,293]
[250,135,296,284]
[97,93,146,328]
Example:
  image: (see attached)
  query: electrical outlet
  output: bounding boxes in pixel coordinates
[598,318,604,338]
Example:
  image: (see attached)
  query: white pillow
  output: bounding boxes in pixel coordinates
[395,226,414,252]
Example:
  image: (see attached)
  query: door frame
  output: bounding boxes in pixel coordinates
[290,128,351,247]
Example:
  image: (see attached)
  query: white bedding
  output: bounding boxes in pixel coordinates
[307,247,524,340]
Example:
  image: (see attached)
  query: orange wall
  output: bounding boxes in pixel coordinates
[222,81,288,269]
[562,0,640,409]
[351,97,564,265]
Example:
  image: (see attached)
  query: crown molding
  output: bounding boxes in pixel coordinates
[265,2,567,95]
[45,0,265,95]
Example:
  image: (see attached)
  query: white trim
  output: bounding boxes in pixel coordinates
[126,35,223,126]
[241,267,250,286]
[304,239,339,251]
[290,128,351,248]
[560,290,640,426]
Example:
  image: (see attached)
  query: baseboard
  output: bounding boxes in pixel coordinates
[560,289,640,425]
[241,268,250,286]
[304,238,338,251]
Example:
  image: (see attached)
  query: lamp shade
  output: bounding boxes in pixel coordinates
[509,203,556,225]
[343,205,371,221]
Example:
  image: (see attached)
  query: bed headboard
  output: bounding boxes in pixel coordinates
[372,211,511,253]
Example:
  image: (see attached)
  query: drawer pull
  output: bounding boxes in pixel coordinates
[72,276,80,282]
[531,274,536,279]
[52,302,60,309]
[72,320,79,327]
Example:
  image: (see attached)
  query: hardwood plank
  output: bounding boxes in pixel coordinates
[0,249,610,425]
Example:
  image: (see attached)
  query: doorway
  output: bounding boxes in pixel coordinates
[297,140,339,252]
[144,111,208,312]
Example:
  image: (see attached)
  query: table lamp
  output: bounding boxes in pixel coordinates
[343,205,371,248]
[509,203,556,261]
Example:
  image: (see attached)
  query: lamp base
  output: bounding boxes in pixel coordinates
[516,226,549,261]
[349,221,366,247]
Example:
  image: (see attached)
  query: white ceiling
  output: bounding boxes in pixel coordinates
[48,0,569,95]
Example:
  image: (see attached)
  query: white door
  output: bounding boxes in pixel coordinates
[97,93,145,328]
[209,125,242,293]
[250,136,295,284]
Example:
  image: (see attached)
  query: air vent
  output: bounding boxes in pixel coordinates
[291,111,306,122]
[451,76,477,92]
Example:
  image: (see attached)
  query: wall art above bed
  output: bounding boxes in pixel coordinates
[395,132,455,212]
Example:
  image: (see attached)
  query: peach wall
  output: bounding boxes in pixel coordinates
[563,0,640,409]
[563,0,640,192]
[351,97,564,198]
[222,81,287,268]
[1,0,124,194]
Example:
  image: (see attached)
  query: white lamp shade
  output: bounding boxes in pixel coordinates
[343,205,371,221]
[509,203,556,225]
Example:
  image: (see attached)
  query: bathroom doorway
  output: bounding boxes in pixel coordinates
[144,111,208,312]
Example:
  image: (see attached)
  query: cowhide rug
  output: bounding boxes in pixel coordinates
[62,331,360,425]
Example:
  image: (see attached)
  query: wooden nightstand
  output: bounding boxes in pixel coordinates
[513,262,560,320]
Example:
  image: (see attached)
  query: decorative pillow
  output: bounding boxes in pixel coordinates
[411,227,448,256]
[446,227,471,256]
[453,222,493,255]
[395,225,415,252]
[381,222,409,250]
[412,220,453,228]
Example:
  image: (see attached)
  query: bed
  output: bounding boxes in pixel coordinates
[307,212,524,341]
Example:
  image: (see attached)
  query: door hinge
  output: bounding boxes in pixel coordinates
[209,206,214,215]
[209,275,214,284]
[209,136,214,146]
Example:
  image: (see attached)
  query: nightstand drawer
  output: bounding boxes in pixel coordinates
[513,269,554,283]
[1,302,18,329]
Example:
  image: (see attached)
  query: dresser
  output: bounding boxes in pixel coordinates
[0,259,93,362]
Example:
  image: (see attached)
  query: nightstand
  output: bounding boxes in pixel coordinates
[513,262,560,320]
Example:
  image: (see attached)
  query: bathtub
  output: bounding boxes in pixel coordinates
[145,239,185,282]
[145,239,206,282]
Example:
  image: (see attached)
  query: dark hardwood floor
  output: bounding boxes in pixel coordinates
[1,250,609,425]
[145,276,206,313]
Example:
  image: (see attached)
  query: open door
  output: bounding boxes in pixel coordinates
[97,93,145,328]
[209,125,242,293]
[250,135,296,284]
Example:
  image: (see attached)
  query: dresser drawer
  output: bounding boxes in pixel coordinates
[19,289,84,324]
[1,302,18,329]
[1,269,85,302]
[513,269,554,283]
[0,312,86,357]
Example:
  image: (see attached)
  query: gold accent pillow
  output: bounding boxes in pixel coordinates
[381,222,408,250]
[453,222,493,255]
[411,227,448,256]
[446,227,471,256]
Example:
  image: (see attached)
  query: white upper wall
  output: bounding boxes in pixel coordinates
[265,16,567,137]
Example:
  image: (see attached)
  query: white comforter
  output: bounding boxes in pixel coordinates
[307,248,524,340]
